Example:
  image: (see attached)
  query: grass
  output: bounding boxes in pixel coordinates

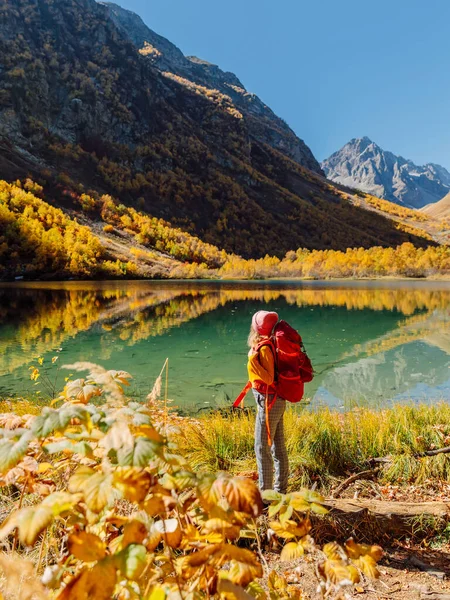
[176,403,450,491]
[3,395,450,490]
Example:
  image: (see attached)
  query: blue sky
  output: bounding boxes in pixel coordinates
[115,0,450,169]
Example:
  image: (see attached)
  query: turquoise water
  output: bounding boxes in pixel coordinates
[0,280,449,411]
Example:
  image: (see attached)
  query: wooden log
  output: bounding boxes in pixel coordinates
[320,499,450,539]
[325,499,450,520]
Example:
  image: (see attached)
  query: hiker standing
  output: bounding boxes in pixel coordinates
[247,310,289,494]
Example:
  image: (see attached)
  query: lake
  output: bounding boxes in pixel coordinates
[0,280,449,412]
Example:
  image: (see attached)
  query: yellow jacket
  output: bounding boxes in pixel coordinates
[247,344,275,392]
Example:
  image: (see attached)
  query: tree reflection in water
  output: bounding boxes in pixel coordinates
[0,281,448,409]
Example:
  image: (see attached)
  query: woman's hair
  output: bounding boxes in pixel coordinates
[247,324,266,349]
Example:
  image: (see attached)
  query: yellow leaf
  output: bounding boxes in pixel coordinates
[318,559,360,585]
[57,559,116,600]
[177,544,220,579]
[146,528,162,552]
[142,495,166,516]
[202,518,240,540]
[122,520,148,547]
[68,531,106,562]
[280,541,305,561]
[289,495,310,512]
[63,379,101,404]
[38,462,52,474]
[353,555,380,579]
[323,541,345,561]
[134,425,163,443]
[113,467,154,503]
[310,502,329,515]
[220,559,262,587]
[146,587,167,600]
[152,518,182,549]
[0,492,79,547]
[69,466,115,513]
[269,518,311,540]
[345,537,383,562]
[0,505,53,547]
[211,474,263,517]
[217,579,255,600]
[267,570,288,592]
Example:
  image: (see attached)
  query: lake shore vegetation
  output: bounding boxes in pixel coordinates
[1,179,449,281]
[0,363,392,600]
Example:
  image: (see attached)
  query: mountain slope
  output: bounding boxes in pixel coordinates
[101,1,322,175]
[0,0,434,258]
[322,137,450,209]
[422,193,450,220]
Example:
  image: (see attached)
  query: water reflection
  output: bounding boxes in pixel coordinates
[0,281,449,409]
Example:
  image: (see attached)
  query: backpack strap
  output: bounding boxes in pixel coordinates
[233,381,252,408]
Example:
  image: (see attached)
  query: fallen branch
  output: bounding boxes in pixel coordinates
[408,556,447,581]
[370,445,450,464]
[331,468,380,499]
[416,446,450,457]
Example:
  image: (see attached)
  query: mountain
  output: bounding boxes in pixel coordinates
[102,2,322,175]
[322,137,450,209]
[0,0,433,259]
[421,193,450,220]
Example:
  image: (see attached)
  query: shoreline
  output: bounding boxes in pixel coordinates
[1,274,450,285]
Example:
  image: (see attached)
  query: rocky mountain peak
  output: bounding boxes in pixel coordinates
[322,139,450,208]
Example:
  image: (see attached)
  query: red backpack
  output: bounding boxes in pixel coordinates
[233,320,313,407]
[272,320,313,403]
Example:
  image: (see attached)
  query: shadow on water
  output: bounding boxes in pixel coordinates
[0,280,449,411]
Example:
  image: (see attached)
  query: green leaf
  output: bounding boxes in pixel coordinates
[261,490,282,503]
[0,431,33,474]
[268,499,283,518]
[69,466,116,513]
[161,469,196,491]
[114,543,147,580]
[278,504,294,525]
[295,489,325,505]
[246,580,268,600]
[120,437,161,467]
[32,404,88,438]
[310,502,329,515]
[43,491,81,515]
[43,439,73,454]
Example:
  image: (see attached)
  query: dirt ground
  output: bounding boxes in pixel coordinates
[266,545,450,599]
[262,479,450,598]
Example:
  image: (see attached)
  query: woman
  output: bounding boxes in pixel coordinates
[248,310,289,494]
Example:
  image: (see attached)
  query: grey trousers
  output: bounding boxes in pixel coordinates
[253,390,289,494]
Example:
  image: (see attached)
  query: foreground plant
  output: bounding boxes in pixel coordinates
[0,364,382,599]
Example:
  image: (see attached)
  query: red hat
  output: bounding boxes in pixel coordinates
[252,310,278,336]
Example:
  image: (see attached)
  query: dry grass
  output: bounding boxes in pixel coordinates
[176,403,450,491]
